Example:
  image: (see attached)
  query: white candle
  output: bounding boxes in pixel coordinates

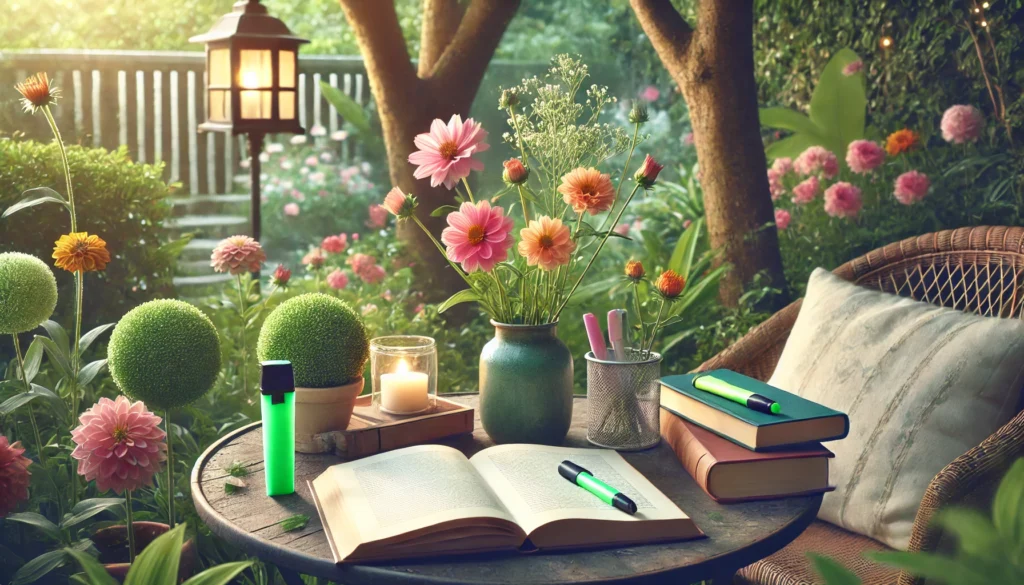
[380,359,428,413]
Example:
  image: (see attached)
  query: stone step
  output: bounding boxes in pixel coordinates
[177,259,216,276]
[167,215,249,239]
[173,273,233,297]
[170,194,250,217]
[178,238,221,262]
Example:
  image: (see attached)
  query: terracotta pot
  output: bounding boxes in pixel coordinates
[93,521,196,582]
[294,377,364,453]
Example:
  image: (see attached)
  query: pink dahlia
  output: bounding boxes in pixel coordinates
[794,146,839,179]
[366,204,388,229]
[283,203,300,216]
[440,200,514,273]
[775,209,792,231]
[71,396,166,495]
[792,176,820,205]
[893,170,930,205]
[321,234,348,254]
[210,235,266,275]
[0,435,31,517]
[348,253,376,275]
[326,269,349,290]
[941,105,984,144]
[823,182,863,218]
[358,264,386,285]
[846,140,885,173]
[842,60,863,76]
[408,115,490,189]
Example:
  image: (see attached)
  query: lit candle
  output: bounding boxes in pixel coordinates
[380,359,428,414]
[240,69,261,119]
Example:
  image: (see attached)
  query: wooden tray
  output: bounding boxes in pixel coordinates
[306,395,474,459]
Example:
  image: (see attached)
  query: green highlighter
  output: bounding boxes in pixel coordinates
[260,360,295,496]
[558,460,637,514]
[692,372,781,415]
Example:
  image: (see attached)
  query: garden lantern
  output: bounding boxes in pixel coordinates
[190,0,308,250]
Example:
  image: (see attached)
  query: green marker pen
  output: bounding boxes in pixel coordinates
[260,360,295,496]
[558,460,637,515]
[693,373,781,415]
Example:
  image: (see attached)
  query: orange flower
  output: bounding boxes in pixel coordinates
[625,260,645,282]
[502,158,529,184]
[517,216,575,271]
[654,270,685,299]
[558,167,614,215]
[15,73,59,113]
[52,233,110,273]
[885,129,919,156]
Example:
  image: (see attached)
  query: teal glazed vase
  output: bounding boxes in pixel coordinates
[479,321,574,445]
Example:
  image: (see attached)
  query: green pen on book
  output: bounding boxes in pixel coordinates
[692,373,781,415]
[558,460,637,515]
[260,360,296,496]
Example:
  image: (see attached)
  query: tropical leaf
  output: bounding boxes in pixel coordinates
[808,553,862,585]
[3,187,70,219]
[319,81,370,133]
[764,133,822,161]
[10,549,73,585]
[40,320,71,359]
[65,548,119,585]
[157,234,194,262]
[21,338,44,383]
[76,359,108,386]
[933,508,1003,559]
[992,458,1024,548]
[0,384,63,417]
[437,289,479,313]
[61,498,124,531]
[808,47,867,156]
[868,551,988,583]
[759,107,823,138]
[430,205,459,217]
[668,218,703,278]
[124,523,184,585]
[7,512,63,542]
[34,335,73,379]
[179,561,254,585]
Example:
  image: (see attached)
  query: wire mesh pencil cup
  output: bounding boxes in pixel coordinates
[585,349,662,451]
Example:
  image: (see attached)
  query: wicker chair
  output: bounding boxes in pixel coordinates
[700,226,1024,585]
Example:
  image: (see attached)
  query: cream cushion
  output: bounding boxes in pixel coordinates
[768,268,1024,550]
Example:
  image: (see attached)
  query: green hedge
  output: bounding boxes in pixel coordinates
[0,138,178,328]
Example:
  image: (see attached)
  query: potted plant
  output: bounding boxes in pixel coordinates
[257,292,369,452]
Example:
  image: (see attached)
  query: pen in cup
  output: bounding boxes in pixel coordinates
[583,313,608,360]
[607,309,625,361]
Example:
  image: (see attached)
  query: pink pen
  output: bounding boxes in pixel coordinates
[607,309,624,362]
[583,313,608,360]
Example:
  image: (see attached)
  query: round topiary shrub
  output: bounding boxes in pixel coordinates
[257,293,368,388]
[0,252,58,335]
[108,299,221,410]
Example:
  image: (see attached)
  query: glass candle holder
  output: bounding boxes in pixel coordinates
[370,336,437,415]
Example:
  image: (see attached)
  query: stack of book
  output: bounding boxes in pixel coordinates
[660,369,849,503]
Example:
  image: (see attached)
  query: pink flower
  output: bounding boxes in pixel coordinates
[771,157,793,176]
[941,105,984,144]
[767,168,785,200]
[440,200,514,273]
[331,130,348,141]
[846,139,885,173]
[340,166,360,182]
[614,223,631,236]
[0,435,31,517]
[634,154,664,189]
[308,172,325,183]
[210,235,266,275]
[842,60,863,76]
[682,219,692,229]
[639,85,660,102]
[283,203,300,216]
[302,248,325,269]
[794,146,839,179]
[326,269,349,290]
[321,234,348,254]
[408,115,490,190]
[382,187,417,219]
[792,176,820,204]
[366,204,389,229]
[823,182,863,218]
[305,155,319,167]
[348,253,377,274]
[271,265,291,287]
[682,132,694,146]
[893,170,930,205]
[71,396,166,495]
[290,189,305,201]
[774,209,791,230]
[359,264,386,285]
[361,303,379,316]
[309,124,327,137]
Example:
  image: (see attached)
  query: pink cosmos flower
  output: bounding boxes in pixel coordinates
[774,209,791,230]
[283,203,300,216]
[71,396,166,495]
[326,269,349,290]
[0,435,31,517]
[794,146,839,179]
[639,85,660,102]
[792,176,820,205]
[893,170,930,205]
[846,139,885,174]
[408,115,490,189]
[210,235,266,275]
[842,60,863,76]
[367,204,388,229]
[321,234,348,254]
[440,200,514,273]
[823,182,863,218]
[941,105,984,144]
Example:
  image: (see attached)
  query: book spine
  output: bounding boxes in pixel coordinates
[659,410,716,495]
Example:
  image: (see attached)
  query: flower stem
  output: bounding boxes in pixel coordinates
[516,185,530,223]
[165,410,175,529]
[598,121,641,234]
[42,106,76,232]
[461,178,476,203]
[12,334,45,464]
[236,275,249,396]
[126,490,137,563]
[646,297,667,358]
[631,282,646,351]
[508,108,531,166]
[70,271,83,432]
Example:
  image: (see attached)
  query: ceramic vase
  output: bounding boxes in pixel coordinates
[479,321,573,445]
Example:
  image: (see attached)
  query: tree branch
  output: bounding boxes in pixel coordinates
[628,0,694,72]
[338,0,419,101]
[419,0,465,78]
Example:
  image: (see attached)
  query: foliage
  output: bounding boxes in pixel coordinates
[0,252,58,334]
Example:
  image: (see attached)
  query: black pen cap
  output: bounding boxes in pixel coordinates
[260,360,295,403]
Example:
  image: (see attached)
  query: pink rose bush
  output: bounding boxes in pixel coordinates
[941,105,984,144]
[823,182,863,218]
[794,146,839,179]
[792,176,820,205]
[774,209,791,230]
[845,140,885,174]
[326,269,349,290]
[893,171,930,205]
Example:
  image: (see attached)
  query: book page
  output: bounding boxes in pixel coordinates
[469,444,688,536]
[328,444,518,544]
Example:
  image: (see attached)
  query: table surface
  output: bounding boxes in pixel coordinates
[191,394,821,585]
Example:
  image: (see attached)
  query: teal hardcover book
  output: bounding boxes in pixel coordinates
[660,369,849,451]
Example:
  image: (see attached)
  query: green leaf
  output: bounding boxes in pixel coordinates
[157,234,194,262]
[3,187,70,219]
[180,561,254,585]
[576,221,632,241]
[78,324,114,356]
[7,512,63,542]
[759,107,824,138]
[933,508,1003,559]
[65,548,119,585]
[77,359,108,386]
[668,217,703,278]
[40,320,71,359]
[61,498,124,531]
[124,523,184,585]
[10,549,72,585]
[22,338,44,383]
[0,384,67,418]
[430,205,460,217]
[868,551,988,583]
[34,335,73,379]
[319,80,370,133]
[765,133,822,161]
[669,263,730,318]
[992,458,1024,547]
[808,48,866,157]
[437,289,479,314]
[280,514,309,532]
[807,553,862,585]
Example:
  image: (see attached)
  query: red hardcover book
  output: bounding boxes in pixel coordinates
[660,408,835,503]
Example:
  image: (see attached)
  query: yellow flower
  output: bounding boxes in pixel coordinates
[15,72,60,113]
[53,232,111,273]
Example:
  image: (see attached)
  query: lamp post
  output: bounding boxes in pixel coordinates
[190,0,308,254]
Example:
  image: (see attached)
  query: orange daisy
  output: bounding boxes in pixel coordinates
[15,72,59,113]
[625,260,645,282]
[518,216,575,271]
[558,167,614,215]
[52,232,111,273]
[654,270,685,299]
[885,129,919,156]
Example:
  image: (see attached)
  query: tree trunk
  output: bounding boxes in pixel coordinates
[629,0,788,307]
[338,0,520,297]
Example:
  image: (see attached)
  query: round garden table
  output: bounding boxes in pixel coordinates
[191,394,821,585]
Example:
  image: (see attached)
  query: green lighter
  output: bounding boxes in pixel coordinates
[260,360,295,496]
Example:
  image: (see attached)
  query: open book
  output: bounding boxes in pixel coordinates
[309,443,702,563]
